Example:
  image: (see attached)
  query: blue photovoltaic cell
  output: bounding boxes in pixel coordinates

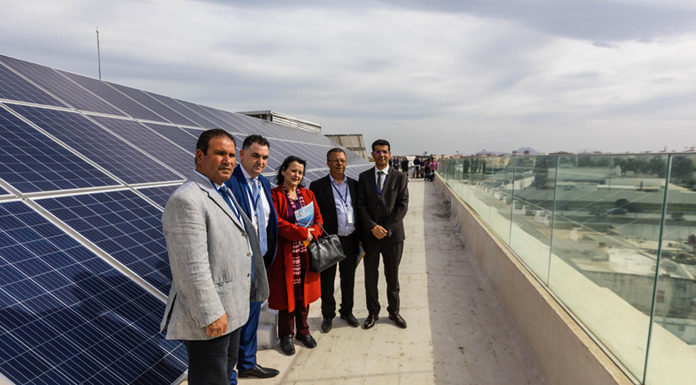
[89,116,195,178]
[8,105,183,184]
[1,56,124,116]
[0,201,187,385]
[108,83,198,126]
[59,70,165,122]
[145,92,216,128]
[36,190,173,295]
[138,185,181,209]
[0,186,7,195]
[175,99,232,129]
[0,58,66,107]
[0,107,118,192]
[144,122,199,151]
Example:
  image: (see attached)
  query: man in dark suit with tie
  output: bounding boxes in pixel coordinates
[224,134,279,381]
[309,148,361,333]
[357,139,409,329]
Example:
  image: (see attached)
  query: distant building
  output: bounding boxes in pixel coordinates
[238,110,321,133]
[325,134,369,160]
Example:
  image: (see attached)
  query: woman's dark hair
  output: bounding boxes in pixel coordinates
[275,155,307,187]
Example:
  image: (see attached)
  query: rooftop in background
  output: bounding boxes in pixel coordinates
[239,110,322,134]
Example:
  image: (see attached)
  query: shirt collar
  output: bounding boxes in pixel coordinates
[375,165,390,175]
[329,173,346,185]
[194,170,223,189]
[239,165,256,182]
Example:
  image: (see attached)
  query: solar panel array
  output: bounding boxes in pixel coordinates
[0,54,372,385]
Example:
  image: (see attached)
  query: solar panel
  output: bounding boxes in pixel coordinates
[0,56,124,116]
[144,92,217,128]
[137,185,181,209]
[108,83,198,126]
[36,190,173,294]
[0,53,372,384]
[0,200,187,385]
[6,104,184,184]
[144,122,199,151]
[0,58,66,107]
[88,116,195,178]
[59,70,165,122]
[0,106,118,193]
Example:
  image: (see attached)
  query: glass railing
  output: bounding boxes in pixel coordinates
[438,153,696,385]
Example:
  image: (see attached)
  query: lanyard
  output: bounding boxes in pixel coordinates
[331,180,349,207]
[370,173,385,196]
[244,179,262,215]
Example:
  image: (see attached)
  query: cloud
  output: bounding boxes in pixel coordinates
[1,0,696,155]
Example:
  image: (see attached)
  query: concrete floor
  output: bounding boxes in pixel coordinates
[187,179,549,385]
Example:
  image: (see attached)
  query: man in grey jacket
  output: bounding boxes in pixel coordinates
[160,129,269,385]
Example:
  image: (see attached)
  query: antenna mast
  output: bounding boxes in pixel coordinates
[96,28,102,80]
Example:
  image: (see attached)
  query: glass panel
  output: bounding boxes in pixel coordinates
[646,153,696,385]
[548,154,669,380]
[509,155,557,284]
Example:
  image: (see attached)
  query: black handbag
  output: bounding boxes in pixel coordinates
[308,224,347,273]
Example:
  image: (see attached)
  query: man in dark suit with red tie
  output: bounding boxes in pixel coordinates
[357,139,409,329]
[309,148,361,333]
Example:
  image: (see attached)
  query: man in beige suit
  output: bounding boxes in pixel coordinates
[160,129,268,385]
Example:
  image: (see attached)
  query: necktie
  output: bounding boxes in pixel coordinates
[252,178,268,256]
[377,171,385,193]
[219,184,254,281]
[217,184,240,220]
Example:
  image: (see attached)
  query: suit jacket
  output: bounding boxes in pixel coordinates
[357,167,409,245]
[160,172,265,340]
[268,186,323,312]
[225,165,279,272]
[309,174,360,256]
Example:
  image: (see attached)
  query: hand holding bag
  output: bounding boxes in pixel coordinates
[308,224,347,273]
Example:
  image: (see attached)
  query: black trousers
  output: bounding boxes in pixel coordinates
[184,327,241,385]
[320,233,358,320]
[363,240,404,315]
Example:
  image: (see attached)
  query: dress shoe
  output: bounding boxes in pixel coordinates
[237,364,279,378]
[340,312,360,327]
[296,333,317,348]
[321,318,332,333]
[388,312,407,329]
[363,313,379,329]
[280,335,295,355]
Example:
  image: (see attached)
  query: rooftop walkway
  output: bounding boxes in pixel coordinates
[189,179,550,385]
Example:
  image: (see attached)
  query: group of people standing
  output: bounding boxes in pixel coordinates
[159,130,409,385]
[390,155,438,181]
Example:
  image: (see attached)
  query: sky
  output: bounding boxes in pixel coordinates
[2,0,696,155]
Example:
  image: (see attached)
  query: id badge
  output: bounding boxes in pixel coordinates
[346,206,354,224]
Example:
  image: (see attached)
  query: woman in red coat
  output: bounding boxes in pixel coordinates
[268,155,323,355]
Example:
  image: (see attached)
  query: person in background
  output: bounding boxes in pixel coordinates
[160,129,267,385]
[357,139,409,330]
[268,156,324,355]
[224,134,279,381]
[400,157,409,178]
[309,148,361,333]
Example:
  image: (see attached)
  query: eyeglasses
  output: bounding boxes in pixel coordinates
[374,151,389,155]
